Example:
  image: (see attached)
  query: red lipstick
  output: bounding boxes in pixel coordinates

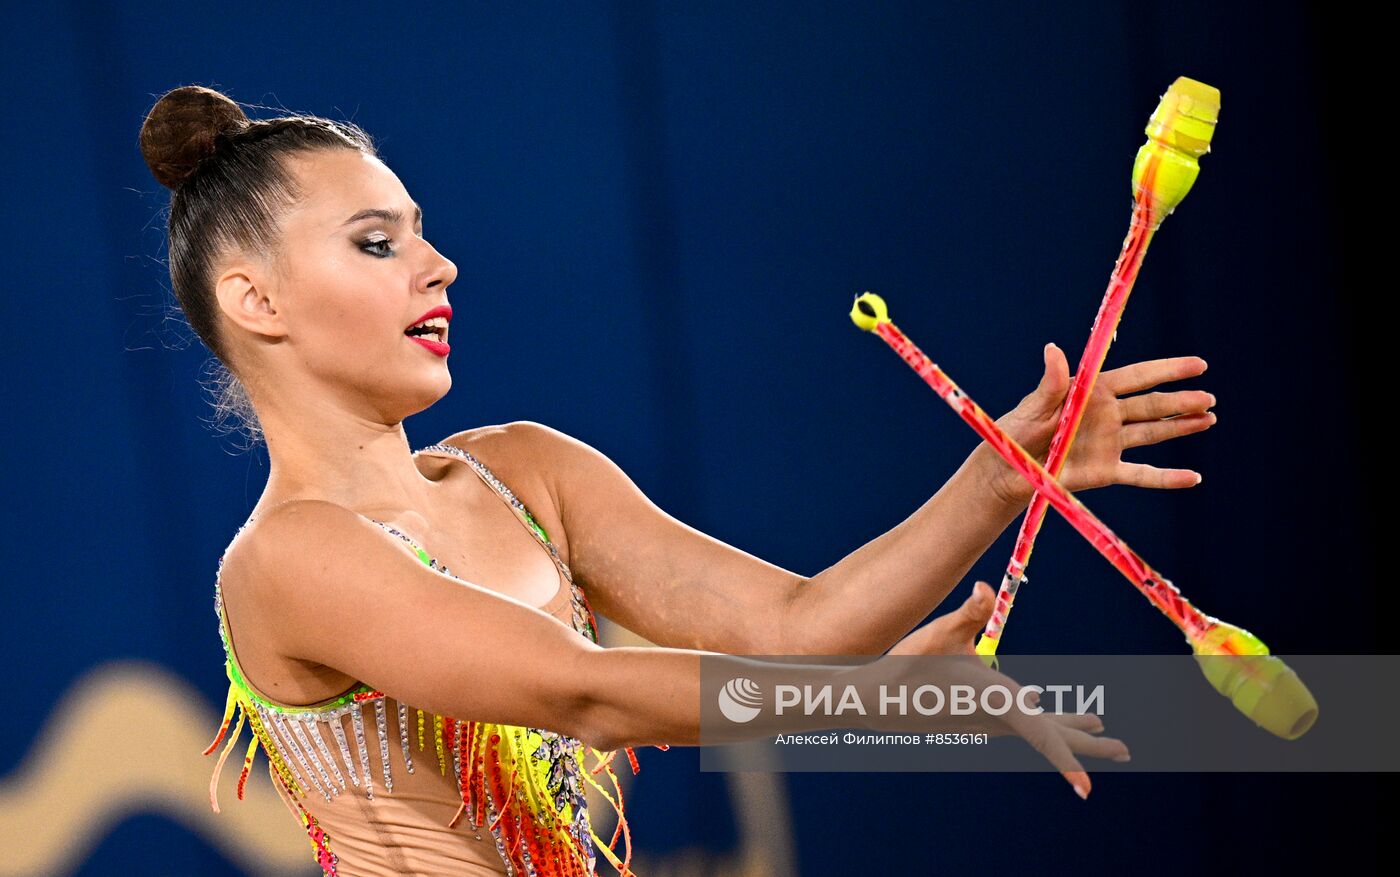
[405,304,452,329]
[405,304,452,357]
[409,336,450,356]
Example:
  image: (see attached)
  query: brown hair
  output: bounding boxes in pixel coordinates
[139,84,377,448]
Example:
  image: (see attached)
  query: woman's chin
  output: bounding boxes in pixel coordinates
[392,369,451,415]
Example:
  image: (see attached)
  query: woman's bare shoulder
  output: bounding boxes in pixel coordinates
[233,497,361,546]
[217,500,381,687]
[223,499,366,586]
[434,419,569,455]
[432,420,580,485]
[433,421,577,552]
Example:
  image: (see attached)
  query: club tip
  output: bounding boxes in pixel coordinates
[1148,76,1221,156]
[850,291,889,331]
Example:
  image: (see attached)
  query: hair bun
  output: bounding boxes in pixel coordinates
[140,85,250,190]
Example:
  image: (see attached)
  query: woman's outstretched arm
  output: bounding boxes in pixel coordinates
[221,498,1128,792]
[518,347,1215,656]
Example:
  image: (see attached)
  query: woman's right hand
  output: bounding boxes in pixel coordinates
[883,581,1131,798]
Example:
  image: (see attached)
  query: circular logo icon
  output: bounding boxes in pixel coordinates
[718,677,763,723]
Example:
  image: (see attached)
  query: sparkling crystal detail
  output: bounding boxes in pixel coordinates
[486,797,514,876]
[435,713,446,775]
[303,715,347,792]
[290,717,337,799]
[329,712,361,788]
[374,698,393,793]
[273,712,329,801]
[260,707,309,792]
[398,702,415,774]
[350,700,375,800]
[452,721,462,779]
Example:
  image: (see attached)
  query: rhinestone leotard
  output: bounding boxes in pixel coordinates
[205,442,658,876]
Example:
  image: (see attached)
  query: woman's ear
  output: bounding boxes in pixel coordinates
[215,262,286,339]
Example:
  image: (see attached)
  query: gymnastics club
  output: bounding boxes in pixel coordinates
[977,76,1222,661]
[848,292,1317,740]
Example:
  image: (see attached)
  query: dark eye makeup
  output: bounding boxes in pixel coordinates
[359,236,393,257]
[357,225,426,258]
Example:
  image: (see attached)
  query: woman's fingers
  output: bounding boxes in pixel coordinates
[999,703,1092,798]
[1121,412,1216,449]
[947,664,1127,799]
[1100,355,1207,396]
[1055,725,1131,762]
[1113,461,1202,489]
[1000,713,1130,798]
[1119,389,1215,423]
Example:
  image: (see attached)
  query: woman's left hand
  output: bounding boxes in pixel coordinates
[983,343,1217,506]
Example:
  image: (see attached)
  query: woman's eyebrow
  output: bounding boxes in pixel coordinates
[339,203,423,228]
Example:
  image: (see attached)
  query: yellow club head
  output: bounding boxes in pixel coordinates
[974,633,1000,670]
[1131,76,1221,212]
[1191,622,1319,740]
[850,291,889,332]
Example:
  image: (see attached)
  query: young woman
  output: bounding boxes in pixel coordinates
[141,85,1210,876]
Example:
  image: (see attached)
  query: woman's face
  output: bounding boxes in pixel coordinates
[249,148,459,420]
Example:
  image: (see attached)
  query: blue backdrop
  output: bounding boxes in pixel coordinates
[0,2,1380,874]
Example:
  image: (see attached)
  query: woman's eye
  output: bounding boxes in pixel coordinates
[359,237,393,257]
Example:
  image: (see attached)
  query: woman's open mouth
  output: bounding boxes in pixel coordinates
[405,307,451,357]
[406,333,450,356]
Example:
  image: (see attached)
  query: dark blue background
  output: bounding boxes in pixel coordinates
[1,2,1380,874]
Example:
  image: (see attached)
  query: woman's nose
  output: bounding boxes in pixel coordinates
[421,245,458,291]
